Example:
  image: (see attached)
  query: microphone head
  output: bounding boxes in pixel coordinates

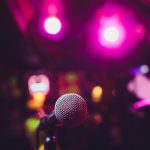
[54,93,87,128]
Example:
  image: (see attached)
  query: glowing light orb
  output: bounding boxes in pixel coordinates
[39,144,44,150]
[27,97,45,110]
[127,73,150,100]
[25,118,40,133]
[32,92,46,102]
[98,17,126,48]
[93,113,103,125]
[103,26,120,43]
[44,16,61,34]
[91,86,103,103]
[140,65,149,74]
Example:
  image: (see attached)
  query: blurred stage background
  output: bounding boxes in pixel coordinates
[1,0,150,149]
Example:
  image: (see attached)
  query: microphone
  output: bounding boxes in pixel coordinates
[38,93,87,130]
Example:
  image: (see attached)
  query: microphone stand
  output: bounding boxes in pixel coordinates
[36,115,57,150]
[44,125,56,150]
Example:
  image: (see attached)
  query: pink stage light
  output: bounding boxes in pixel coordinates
[44,16,62,35]
[127,73,150,100]
[87,3,146,59]
[38,0,67,38]
[98,16,126,48]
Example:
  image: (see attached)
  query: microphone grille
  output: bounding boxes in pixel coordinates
[54,93,87,128]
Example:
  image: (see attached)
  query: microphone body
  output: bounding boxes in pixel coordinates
[38,113,58,130]
[38,93,87,130]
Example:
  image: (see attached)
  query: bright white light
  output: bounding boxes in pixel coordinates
[140,65,149,74]
[44,16,61,34]
[103,26,120,42]
[98,17,126,48]
[46,137,51,142]
[30,83,47,93]
[28,74,49,95]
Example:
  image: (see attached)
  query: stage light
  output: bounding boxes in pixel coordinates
[98,16,126,48]
[25,118,40,133]
[39,144,44,150]
[28,74,49,96]
[91,86,103,103]
[27,97,45,110]
[130,65,149,75]
[92,113,103,125]
[140,65,149,74]
[44,16,61,35]
[103,26,120,43]
[127,73,150,100]
[88,3,145,59]
[27,74,49,110]
[32,92,46,102]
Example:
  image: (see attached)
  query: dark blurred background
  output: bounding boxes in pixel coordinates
[1,0,150,150]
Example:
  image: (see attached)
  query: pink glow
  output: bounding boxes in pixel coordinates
[134,24,145,39]
[17,0,34,22]
[98,16,126,48]
[39,0,67,39]
[87,3,146,59]
[127,73,150,100]
[131,99,150,110]
[44,16,62,35]
[41,0,62,16]
[7,0,34,34]
[48,4,58,15]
